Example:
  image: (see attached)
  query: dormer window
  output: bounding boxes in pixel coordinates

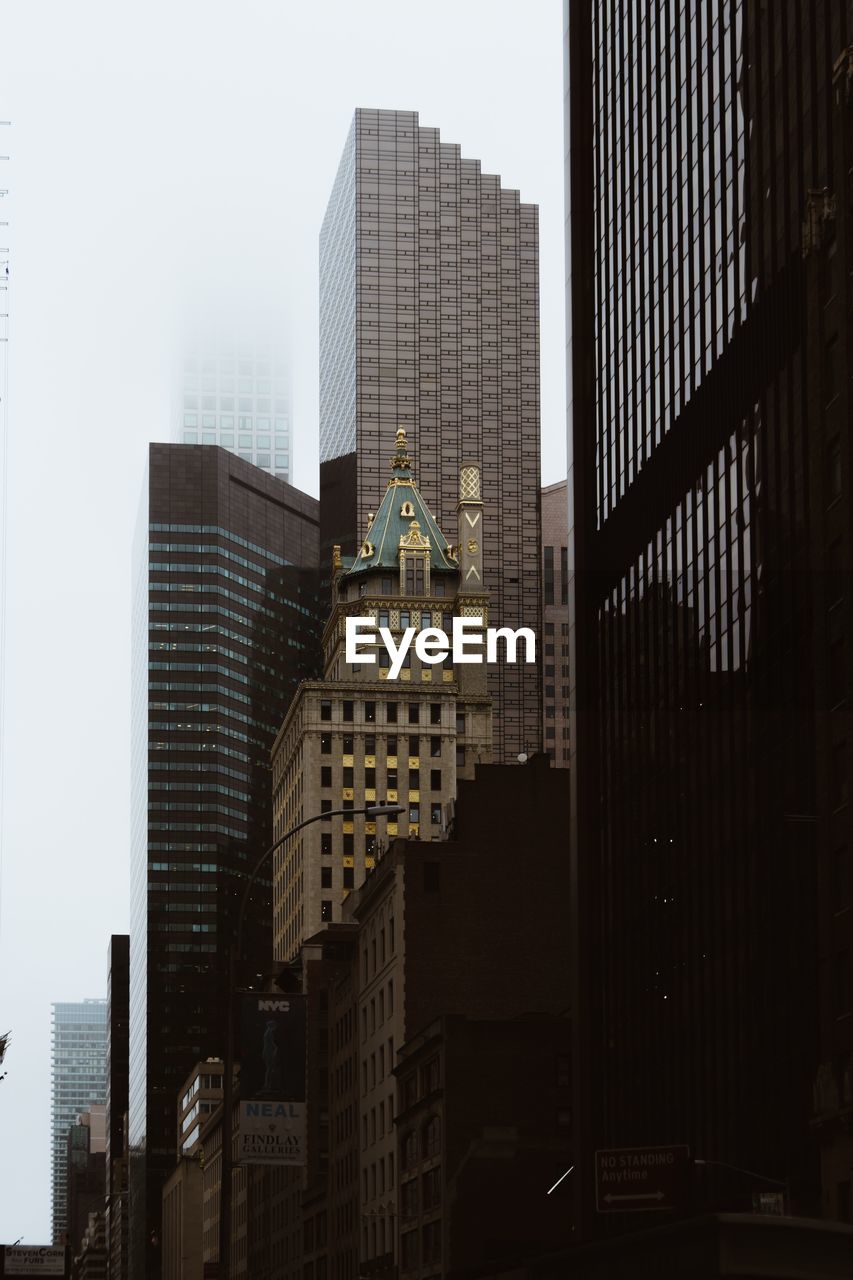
[405,556,426,595]
[400,500,415,518]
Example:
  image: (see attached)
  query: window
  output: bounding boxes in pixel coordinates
[386,736,398,756]
[561,546,569,605]
[409,735,419,757]
[321,833,332,855]
[423,1057,440,1092]
[402,1178,419,1217]
[827,436,842,502]
[321,901,332,922]
[321,766,332,788]
[402,1130,418,1168]
[321,800,332,819]
[422,1221,441,1263]
[401,1230,418,1269]
[320,700,332,721]
[365,701,376,723]
[433,579,445,596]
[836,950,851,1016]
[387,769,398,790]
[343,767,354,788]
[343,867,354,889]
[320,733,331,754]
[409,804,420,824]
[430,736,441,757]
[430,703,441,725]
[365,767,376,789]
[423,1115,440,1156]
[456,746,466,767]
[422,1165,440,1209]
[381,576,392,594]
[832,742,848,808]
[409,703,420,725]
[544,546,555,604]
[321,867,332,889]
[834,847,849,910]
[430,803,441,824]
[343,700,354,722]
[343,735,354,754]
[386,702,398,724]
[343,833,354,856]
[423,862,440,892]
[365,735,376,754]
[830,638,846,706]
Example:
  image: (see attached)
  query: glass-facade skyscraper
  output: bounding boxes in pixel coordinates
[50,999,108,1244]
[565,0,849,1236]
[129,444,322,1278]
[319,108,542,764]
[177,331,292,483]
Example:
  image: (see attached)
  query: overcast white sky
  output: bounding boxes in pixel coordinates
[0,0,565,1241]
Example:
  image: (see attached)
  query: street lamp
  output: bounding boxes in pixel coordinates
[693,1158,789,1212]
[218,802,406,1279]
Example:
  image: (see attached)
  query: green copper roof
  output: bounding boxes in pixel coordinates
[342,428,458,579]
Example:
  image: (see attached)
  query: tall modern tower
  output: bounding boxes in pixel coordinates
[129,445,323,1278]
[566,0,850,1236]
[50,999,108,1244]
[319,108,542,764]
[177,326,292,482]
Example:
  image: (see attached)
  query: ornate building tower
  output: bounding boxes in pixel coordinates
[272,428,493,960]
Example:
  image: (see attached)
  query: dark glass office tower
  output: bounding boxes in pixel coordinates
[129,445,322,1277]
[106,935,130,1280]
[320,108,542,762]
[565,0,850,1236]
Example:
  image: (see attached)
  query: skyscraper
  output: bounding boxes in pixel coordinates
[177,326,292,482]
[129,444,322,1278]
[565,0,848,1235]
[319,108,542,763]
[541,480,570,766]
[106,935,130,1280]
[50,999,108,1244]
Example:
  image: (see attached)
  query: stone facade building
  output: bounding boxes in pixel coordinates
[272,428,492,961]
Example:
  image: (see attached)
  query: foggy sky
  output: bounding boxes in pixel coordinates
[0,0,564,1240]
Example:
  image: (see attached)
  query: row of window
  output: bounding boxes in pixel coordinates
[321,765,443,791]
[321,700,450,726]
[322,733,450,757]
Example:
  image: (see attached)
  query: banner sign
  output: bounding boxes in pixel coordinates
[3,1246,67,1275]
[238,993,306,1166]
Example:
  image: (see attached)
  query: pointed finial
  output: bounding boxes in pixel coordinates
[366,511,374,531]
[390,425,413,475]
[332,544,342,577]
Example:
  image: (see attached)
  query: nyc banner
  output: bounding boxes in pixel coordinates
[238,993,307,1166]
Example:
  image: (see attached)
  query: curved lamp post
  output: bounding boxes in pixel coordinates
[218,802,405,1278]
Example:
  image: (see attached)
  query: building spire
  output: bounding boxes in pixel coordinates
[390,425,413,478]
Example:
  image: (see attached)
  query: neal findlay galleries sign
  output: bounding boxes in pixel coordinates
[594,1145,691,1212]
[239,993,307,1166]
